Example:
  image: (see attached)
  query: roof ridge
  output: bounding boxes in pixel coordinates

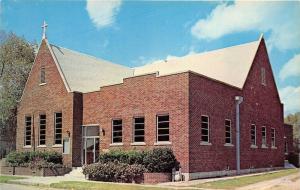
[174,39,260,61]
[49,44,132,70]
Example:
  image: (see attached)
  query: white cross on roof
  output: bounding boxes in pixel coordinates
[41,20,48,39]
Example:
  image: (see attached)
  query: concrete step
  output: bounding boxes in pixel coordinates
[64,167,85,179]
[284,160,296,169]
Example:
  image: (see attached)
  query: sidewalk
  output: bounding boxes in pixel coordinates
[12,175,87,186]
[158,169,290,187]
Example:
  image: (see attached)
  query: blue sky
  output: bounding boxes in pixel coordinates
[0,0,299,115]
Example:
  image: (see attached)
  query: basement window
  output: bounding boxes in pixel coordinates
[262,126,267,147]
[24,116,32,146]
[40,67,46,84]
[54,112,62,145]
[261,67,266,86]
[225,119,232,144]
[201,115,210,143]
[39,114,46,145]
[157,115,169,142]
[133,117,145,143]
[271,128,276,147]
[250,124,257,146]
[112,119,122,143]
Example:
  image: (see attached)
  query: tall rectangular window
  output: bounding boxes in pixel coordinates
[39,114,46,145]
[112,119,122,143]
[262,126,267,146]
[225,119,232,144]
[261,67,266,85]
[40,67,46,84]
[201,115,210,143]
[54,112,62,145]
[251,124,256,146]
[24,116,32,146]
[133,117,145,142]
[157,115,169,142]
[271,128,276,147]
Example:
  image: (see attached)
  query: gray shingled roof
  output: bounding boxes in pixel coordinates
[134,37,262,89]
[46,36,262,93]
[49,44,134,93]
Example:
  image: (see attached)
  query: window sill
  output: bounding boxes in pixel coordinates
[130,142,146,146]
[261,145,268,149]
[52,144,63,148]
[109,143,123,146]
[154,141,172,146]
[224,143,234,147]
[250,145,258,149]
[37,145,47,148]
[39,83,47,86]
[271,146,277,149]
[23,145,32,148]
[200,142,212,146]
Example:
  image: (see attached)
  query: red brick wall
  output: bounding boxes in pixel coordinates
[83,73,190,172]
[284,124,293,156]
[189,72,240,173]
[240,39,284,169]
[143,173,171,184]
[188,38,284,173]
[16,40,76,166]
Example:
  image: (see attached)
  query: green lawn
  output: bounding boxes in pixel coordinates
[195,169,299,189]
[0,175,26,183]
[50,181,183,190]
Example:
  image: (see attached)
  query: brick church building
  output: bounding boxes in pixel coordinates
[16,30,288,180]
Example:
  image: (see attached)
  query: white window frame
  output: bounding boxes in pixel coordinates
[261,126,267,147]
[225,119,232,144]
[201,115,210,143]
[24,116,32,146]
[250,124,257,147]
[261,67,266,86]
[271,128,276,147]
[38,114,46,146]
[112,119,123,144]
[133,117,145,143]
[156,114,170,142]
[54,112,62,145]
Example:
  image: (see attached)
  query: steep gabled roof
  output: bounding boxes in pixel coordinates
[49,44,134,93]
[134,36,262,89]
[42,36,262,93]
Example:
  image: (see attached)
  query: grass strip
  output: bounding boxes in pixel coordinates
[195,169,299,189]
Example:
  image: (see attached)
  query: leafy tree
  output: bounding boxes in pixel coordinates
[285,112,300,139]
[0,31,35,154]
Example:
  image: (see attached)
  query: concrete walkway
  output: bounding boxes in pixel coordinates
[158,169,293,187]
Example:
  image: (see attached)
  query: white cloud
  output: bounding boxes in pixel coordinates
[280,54,300,80]
[191,1,300,51]
[86,0,122,29]
[279,86,300,115]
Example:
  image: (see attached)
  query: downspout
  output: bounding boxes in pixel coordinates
[235,96,243,175]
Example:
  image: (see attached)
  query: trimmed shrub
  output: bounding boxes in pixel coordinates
[98,149,145,165]
[143,148,179,173]
[97,148,179,173]
[5,151,63,168]
[83,161,146,183]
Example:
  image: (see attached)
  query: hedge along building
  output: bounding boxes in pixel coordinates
[16,23,286,180]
